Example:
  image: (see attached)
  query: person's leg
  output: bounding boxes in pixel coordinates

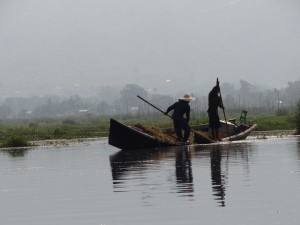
[214,114,221,141]
[211,128,216,140]
[173,119,183,141]
[182,120,190,142]
[215,128,222,141]
[211,112,221,141]
[209,112,216,140]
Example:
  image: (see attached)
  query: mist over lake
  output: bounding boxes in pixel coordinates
[0,0,299,98]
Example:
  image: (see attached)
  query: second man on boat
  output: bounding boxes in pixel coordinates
[207,80,224,141]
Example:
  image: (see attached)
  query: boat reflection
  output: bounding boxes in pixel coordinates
[109,148,171,182]
[110,146,194,196]
[109,142,255,206]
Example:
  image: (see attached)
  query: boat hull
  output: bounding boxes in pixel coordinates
[108,118,257,150]
[109,118,182,150]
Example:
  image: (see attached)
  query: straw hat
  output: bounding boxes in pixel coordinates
[179,94,195,102]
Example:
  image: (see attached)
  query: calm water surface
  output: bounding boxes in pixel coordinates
[1,137,300,225]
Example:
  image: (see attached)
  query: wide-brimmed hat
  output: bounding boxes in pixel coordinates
[179,94,195,102]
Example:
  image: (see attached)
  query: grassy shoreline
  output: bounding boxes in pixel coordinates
[0,114,297,148]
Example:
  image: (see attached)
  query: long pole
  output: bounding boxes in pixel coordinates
[137,95,173,119]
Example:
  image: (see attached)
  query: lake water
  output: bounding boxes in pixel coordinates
[1,137,300,225]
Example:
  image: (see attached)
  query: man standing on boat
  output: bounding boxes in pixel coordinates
[165,94,195,143]
[207,80,224,141]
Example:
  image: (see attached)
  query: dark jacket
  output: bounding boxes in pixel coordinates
[166,100,190,122]
[207,86,223,114]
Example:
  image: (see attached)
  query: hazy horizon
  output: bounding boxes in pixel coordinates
[0,0,299,97]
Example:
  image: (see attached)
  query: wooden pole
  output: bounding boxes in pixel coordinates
[137,95,173,119]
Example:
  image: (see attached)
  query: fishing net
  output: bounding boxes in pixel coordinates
[133,123,218,144]
[133,123,177,142]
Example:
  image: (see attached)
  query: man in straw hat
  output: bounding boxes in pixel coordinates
[165,94,195,143]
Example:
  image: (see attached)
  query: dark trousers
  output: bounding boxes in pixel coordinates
[208,112,221,140]
[173,118,190,142]
[208,112,220,129]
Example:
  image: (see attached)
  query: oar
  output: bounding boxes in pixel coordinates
[217,78,230,137]
[137,95,214,143]
[137,95,173,119]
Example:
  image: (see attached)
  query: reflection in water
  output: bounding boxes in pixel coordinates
[175,147,194,196]
[109,142,256,206]
[109,149,156,179]
[0,148,29,157]
[210,145,226,207]
[297,137,300,163]
[2,139,300,224]
[205,142,255,207]
[109,149,163,190]
[110,147,195,197]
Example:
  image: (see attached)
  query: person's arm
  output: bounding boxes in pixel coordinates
[165,103,175,114]
[186,105,190,122]
[218,97,224,109]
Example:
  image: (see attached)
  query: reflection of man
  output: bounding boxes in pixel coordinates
[210,146,226,207]
[175,147,194,195]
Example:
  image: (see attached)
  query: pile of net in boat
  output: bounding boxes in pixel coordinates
[133,123,216,144]
[133,123,177,142]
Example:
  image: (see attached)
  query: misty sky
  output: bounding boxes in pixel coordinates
[0,0,299,97]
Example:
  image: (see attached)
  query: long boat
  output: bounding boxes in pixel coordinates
[108,118,257,150]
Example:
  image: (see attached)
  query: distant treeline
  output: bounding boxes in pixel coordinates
[0,80,299,120]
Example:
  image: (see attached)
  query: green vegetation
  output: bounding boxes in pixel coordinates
[250,115,295,131]
[0,116,111,147]
[2,136,29,148]
[0,112,298,148]
[295,100,300,134]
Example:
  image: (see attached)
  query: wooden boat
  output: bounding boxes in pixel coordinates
[108,118,257,150]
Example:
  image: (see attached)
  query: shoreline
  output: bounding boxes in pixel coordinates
[0,130,298,150]
[30,137,108,148]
